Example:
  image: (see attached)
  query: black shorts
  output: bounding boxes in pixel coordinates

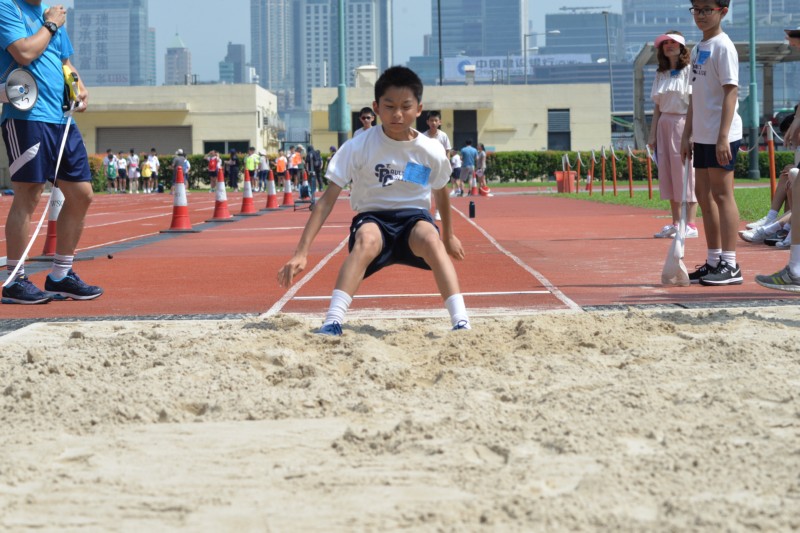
[693,140,741,171]
[349,209,439,278]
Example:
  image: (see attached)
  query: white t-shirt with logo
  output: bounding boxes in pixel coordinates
[689,32,742,144]
[326,126,451,213]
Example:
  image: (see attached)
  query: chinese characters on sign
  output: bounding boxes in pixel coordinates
[75,10,130,86]
[444,55,593,83]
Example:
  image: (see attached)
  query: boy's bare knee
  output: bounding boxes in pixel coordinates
[352,230,382,255]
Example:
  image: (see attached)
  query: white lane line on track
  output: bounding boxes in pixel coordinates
[259,236,349,319]
[205,225,348,232]
[293,290,550,301]
[453,206,583,312]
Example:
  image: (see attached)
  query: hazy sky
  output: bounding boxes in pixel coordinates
[56,0,622,85]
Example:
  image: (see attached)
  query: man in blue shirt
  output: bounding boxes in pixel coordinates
[1,0,102,304]
[460,139,479,196]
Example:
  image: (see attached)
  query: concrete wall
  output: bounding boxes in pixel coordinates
[310,84,611,152]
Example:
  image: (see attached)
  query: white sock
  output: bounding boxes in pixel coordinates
[6,260,23,281]
[763,220,783,233]
[445,293,470,329]
[767,209,779,222]
[50,254,74,280]
[790,245,800,278]
[720,251,736,266]
[323,289,352,326]
[707,249,722,267]
[783,222,792,232]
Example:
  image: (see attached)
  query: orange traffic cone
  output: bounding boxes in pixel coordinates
[281,174,294,207]
[207,168,235,222]
[469,171,479,196]
[263,169,280,210]
[160,166,200,233]
[238,169,258,215]
[479,186,493,197]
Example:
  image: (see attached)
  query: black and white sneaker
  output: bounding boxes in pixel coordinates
[688,262,716,284]
[699,260,743,286]
[45,270,104,300]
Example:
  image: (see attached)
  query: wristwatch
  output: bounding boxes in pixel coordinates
[43,21,58,36]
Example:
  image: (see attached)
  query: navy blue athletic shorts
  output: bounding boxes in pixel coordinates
[2,119,91,184]
[693,140,742,171]
[349,208,439,278]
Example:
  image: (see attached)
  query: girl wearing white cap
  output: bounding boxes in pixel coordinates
[648,31,698,239]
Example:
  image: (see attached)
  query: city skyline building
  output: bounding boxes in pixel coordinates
[429,0,527,58]
[66,0,152,86]
[294,0,392,109]
[219,42,247,84]
[164,33,191,85]
[250,0,295,108]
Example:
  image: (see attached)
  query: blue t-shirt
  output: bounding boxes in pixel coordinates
[461,145,478,167]
[0,0,74,124]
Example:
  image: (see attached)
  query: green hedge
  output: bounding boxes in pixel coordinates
[484,150,796,183]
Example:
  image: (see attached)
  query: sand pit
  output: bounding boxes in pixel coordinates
[1,307,799,531]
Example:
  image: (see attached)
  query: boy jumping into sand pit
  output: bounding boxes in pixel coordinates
[277,66,471,336]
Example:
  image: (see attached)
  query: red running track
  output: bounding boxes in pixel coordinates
[0,188,797,321]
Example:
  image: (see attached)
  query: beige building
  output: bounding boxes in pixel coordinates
[311,83,612,153]
[0,83,280,187]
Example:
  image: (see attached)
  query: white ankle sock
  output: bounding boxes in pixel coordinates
[767,209,779,222]
[720,251,736,266]
[790,246,800,278]
[323,289,352,326]
[6,260,23,281]
[445,294,470,329]
[707,249,722,267]
[50,254,74,280]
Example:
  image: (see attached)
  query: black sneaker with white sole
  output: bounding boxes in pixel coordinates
[699,260,743,286]
[688,262,716,284]
[44,270,104,300]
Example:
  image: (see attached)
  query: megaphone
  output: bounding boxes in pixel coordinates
[0,68,38,112]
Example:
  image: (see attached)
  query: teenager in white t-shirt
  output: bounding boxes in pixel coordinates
[278,67,470,335]
[422,110,451,220]
[680,0,743,286]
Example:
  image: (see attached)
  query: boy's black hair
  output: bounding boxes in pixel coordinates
[359,106,375,117]
[692,0,730,7]
[465,139,473,146]
[427,110,441,120]
[374,66,423,104]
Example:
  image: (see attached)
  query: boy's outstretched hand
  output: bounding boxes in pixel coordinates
[444,235,465,261]
[277,255,307,288]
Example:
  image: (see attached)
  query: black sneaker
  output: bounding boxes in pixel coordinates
[688,262,716,284]
[1,275,52,304]
[699,260,743,286]
[45,270,104,300]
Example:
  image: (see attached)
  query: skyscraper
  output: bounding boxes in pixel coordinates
[430,0,526,58]
[251,0,295,106]
[165,34,191,86]
[67,0,152,86]
[295,0,392,104]
[219,42,247,84]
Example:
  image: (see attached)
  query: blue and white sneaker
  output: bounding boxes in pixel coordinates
[452,320,471,331]
[316,322,343,336]
[45,270,103,300]
[1,275,52,305]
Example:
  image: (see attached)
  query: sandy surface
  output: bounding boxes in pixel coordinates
[1,308,799,532]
